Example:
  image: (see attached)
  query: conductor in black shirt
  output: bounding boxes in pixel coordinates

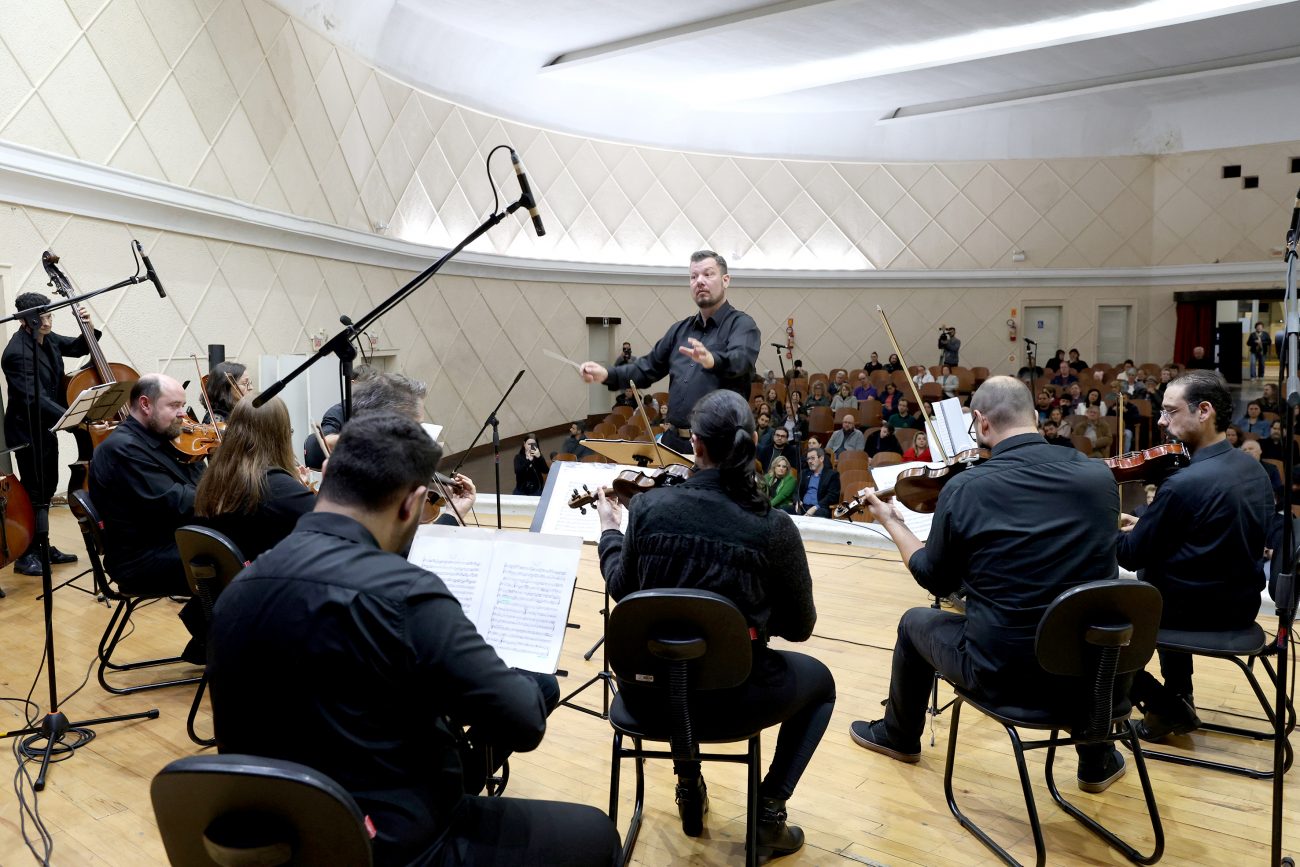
[848,377,1126,791]
[209,413,620,867]
[578,250,761,453]
[1118,370,1273,740]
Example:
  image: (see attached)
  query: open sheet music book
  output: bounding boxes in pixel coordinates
[928,396,976,460]
[406,524,582,673]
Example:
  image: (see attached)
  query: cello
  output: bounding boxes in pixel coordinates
[41,252,140,495]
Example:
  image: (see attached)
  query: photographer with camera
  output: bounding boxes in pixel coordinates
[938,326,960,367]
[512,433,549,496]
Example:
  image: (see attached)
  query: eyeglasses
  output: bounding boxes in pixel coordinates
[1158,403,1199,420]
[967,413,978,441]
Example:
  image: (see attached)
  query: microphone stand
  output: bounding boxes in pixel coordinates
[1025,338,1038,379]
[449,370,525,530]
[1272,216,1298,867]
[0,280,159,790]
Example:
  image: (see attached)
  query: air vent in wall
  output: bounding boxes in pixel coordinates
[1222,165,1242,178]
[1243,176,1259,189]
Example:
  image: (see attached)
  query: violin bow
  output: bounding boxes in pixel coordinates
[191,354,223,444]
[875,306,949,464]
[224,370,247,402]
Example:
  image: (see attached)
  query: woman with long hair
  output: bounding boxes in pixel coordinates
[203,361,251,423]
[595,390,834,858]
[765,455,797,512]
[193,397,314,560]
[512,433,549,495]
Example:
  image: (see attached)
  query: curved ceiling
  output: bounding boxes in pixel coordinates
[273,0,1300,161]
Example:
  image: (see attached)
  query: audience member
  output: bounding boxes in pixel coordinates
[561,422,595,459]
[831,383,858,411]
[852,371,876,401]
[794,448,839,518]
[1048,406,1071,438]
[912,367,935,387]
[865,423,902,456]
[1042,419,1073,447]
[888,398,921,430]
[765,386,787,425]
[613,341,634,367]
[937,365,959,398]
[512,434,549,495]
[1066,348,1088,372]
[1236,400,1271,437]
[884,353,903,373]
[1241,439,1283,502]
[1081,406,1113,458]
[1044,349,1066,372]
[1248,323,1270,380]
[1034,391,1054,423]
[803,381,831,411]
[759,426,799,472]
[1133,483,1158,517]
[765,455,798,513]
[1258,383,1280,416]
[938,327,960,367]
[827,414,865,458]
[1082,388,1108,415]
[1260,420,1300,464]
[1050,366,1077,388]
[1224,425,1242,448]
[784,359,805,383]
[902,431,932,462]
[879,383,901,415]
[1186,345,1215,371]
[831,370,849,394]
[863,352,884,373]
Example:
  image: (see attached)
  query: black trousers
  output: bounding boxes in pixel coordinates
[112,546,202,642]
[460,672,560,796]
[14,433,59,506]
[419,796,622,866]
[624,648,836,801]
[883,607,1111,767]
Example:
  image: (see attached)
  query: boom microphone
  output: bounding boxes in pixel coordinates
[134,240,166,298]
[510,149,546,237]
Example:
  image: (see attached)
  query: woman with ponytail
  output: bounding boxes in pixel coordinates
[595,390,835,859]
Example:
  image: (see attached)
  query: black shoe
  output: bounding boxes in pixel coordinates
[181,637,208,666]
[675,774,708,837]
[1136,694,1200,741]
[14,553,42,576]
[1077,747,1126,793]
[849,719,921,763]
[757,797,804,858]
[48,547,78,565]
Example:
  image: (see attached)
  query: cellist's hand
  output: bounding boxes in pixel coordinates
[595,487,623,533]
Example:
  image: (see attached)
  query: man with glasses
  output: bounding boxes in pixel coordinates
[848,377,1126,791]
[1118,370,1273,740]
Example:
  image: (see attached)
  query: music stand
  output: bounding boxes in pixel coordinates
[579,438,693,468]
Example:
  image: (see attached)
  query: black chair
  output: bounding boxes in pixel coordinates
[1140,623,1296,779]
[944,579,1165,867]
[151,753,372,866]
[175,526,248,748]
[68,489,201,696]
[606,588,762,867]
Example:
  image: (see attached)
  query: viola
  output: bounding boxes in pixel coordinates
[833,447,990,518]
[422,472,469,524]
[1102,442,1189,484]
[568,465,693,513]
[172,421,226,462]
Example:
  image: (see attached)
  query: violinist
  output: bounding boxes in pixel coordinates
[849,377,1126,792]
[202,361,251,423]
[594,390,834,856]
[302,363,377,470]
[89,374,207,661]
[1117,371,1273,741]
[193,397,315,560]
[3,292,96,575]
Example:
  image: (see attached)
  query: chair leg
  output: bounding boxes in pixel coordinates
[186,673,215,748]
[96,597,201,696]
[610,733,644,867]
[943,699,1046,867]
[745,734,760,867]
[1044,723,1164,865]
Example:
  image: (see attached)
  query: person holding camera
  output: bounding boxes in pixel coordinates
[938,326,960,367]
[512,433,549,496]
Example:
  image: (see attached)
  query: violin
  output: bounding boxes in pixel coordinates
[422,472,469,523]
[568,465,693,513]
[834,447,990,518]
[172,420,226,462]
[1102,442,1189,484]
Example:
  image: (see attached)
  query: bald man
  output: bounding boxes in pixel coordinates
[89,374,207,659]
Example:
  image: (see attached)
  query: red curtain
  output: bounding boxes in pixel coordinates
[1173,301,1215,365]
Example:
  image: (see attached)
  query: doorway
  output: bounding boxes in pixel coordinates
[1097,305,1132,365]
[1023,306,1061,369]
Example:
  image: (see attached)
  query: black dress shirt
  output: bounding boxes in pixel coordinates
[598,469,815,642]
[88,415,205,586]
[603,301,760,428]
[197,468,315,561]
[1117,438,1272,628]
[2,327,97,445]
[909,433,1119,699]
[209,511,549,867]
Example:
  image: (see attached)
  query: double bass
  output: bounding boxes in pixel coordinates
[41,252,139,495]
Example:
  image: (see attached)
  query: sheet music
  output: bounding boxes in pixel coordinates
[931,397,975,459]
[407,524,582,672]
[532,460,632,542]
[866,461,935,541]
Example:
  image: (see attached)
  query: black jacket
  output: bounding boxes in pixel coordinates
[796,468,841,512]
[2,327,97,445]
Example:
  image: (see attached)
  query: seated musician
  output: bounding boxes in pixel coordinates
[595,390,835,857]
[201,361,251,423]
[302,363,378,469]
[849,377,1126,791]
[1118,370,1273,739]
[88,374,206,660]
[208,413,620,867]
[192,397,315,560]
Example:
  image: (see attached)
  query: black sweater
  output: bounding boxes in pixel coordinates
[597,468,815,642]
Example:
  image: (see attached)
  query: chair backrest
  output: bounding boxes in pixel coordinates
[175,526,248,627]
[918,382,943,401]
[580,453,606,462]
[553,452,578,463]
[152,753,373,866]
[894,427,919,452]
[611,405,634,420]
[807,406,834,436]
[836,450,871,472]
[870,451,902,468]
[68,488,114,597]
[607,588,752,692]
[857,398,883,428]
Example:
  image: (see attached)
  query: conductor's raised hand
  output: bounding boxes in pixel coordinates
[677,337,714,369]
[579,361,608,384]
[595,487,623,533]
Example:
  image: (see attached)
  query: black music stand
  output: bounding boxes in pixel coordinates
[0,289,158,791]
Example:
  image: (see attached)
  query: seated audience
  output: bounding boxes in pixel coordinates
[1066,348,1088,372]
[865,423,902,456]
[863,352,884,373]
[1186,345,1215,370]
[1047,406,1071,438]
[827,414,865,458]
[561,421,595,459]
[1236,400,1271,437]
[1241,439,1283,502]
[1034,391,1054,423]
[902,431,932,462]
[1133,483,1158,517]
[884,353,903,373]
[888,398,921,430]
[513,434,549,495]
[764,387,787,425]
[937,365,959,398]
[209,413,620,866]
[879,383,901,415]
[803,381,831,411]
[1050,367,1077,388]
[912,368,935,387]
[760,425,799,472]
[784,359,805,383]
[193,397,315,561]
[1041,419,1073,447]
[1081,388,1108,415]
[765,455,798,512]
[1260,420,1300,464]
[1224,425,1242,448]
[1081,406,1113,458]
[853,371,876,401]
[1258,383,1280,416]
[831,383,858,411]
[794,447,839,518]
[1044,349,1066,372]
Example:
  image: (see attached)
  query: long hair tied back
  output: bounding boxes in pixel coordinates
[690,390,768,513]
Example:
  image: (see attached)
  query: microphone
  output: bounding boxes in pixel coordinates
[770,342,787,350]
[134,240,166,298]
[1024,337,1037,345]
[509,149,546,237]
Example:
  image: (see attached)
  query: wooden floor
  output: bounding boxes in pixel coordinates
[1,508,1297,865]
